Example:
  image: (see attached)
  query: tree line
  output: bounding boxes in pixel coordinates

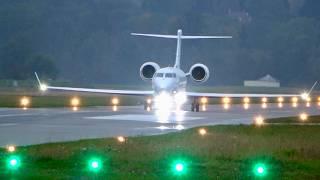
[0,0,319,86]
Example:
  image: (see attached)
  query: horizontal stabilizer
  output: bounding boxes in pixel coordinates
[181,35,232,39]
[131,33,177,38]
[131,33,232,39]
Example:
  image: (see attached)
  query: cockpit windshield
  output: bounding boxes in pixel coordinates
[165,73,176,78]
[155,73,176,78]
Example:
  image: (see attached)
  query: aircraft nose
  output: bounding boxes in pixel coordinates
[155,79,175,92]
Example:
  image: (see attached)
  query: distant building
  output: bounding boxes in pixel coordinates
[244,74,280,88]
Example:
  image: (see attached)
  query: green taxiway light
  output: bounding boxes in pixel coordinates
[88,158,102,172]
[6,155,21,170]
[175,163,184,172]
[171,160,187,175]
[253,163,267,177]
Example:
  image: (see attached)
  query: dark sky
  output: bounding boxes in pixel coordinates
[0,0,320,87]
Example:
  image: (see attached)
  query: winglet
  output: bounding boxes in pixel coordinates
[34,72,48,91]
[307,81,318,95]
[34,72,41,86]
[301,81,318,100]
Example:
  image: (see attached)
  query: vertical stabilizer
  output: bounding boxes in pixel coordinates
[131,30,232,70]
[174,29,182,69]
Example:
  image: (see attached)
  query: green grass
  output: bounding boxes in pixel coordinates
[1,122,320,179]
[266,115,320,124]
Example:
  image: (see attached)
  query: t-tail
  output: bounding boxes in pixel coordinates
[131,29,232,69]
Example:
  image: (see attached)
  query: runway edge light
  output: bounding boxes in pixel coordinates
[6,155,21,170]
[253,163,267,177]
[198,128,207,136]
[20,96,31,109]
[117,136,125,143]
[299,113,308,121]
[88,158,103,173]
[7,145,16,153]
[254,115,264,126]
[171,160,187,175]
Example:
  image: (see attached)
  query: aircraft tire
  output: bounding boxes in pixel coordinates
[195,103,200,112]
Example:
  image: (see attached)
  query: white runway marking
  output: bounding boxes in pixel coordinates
[0,123,17,127]
[0,113,34,118]
[85,114,203,122]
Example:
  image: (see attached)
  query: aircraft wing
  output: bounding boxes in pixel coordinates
[43,86,153,96]
[186,92,300,98]
[35,73,153,96]
[186,81,318,99]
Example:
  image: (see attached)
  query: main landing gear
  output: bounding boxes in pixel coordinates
[191,97,200,112]
[144,97,152,111]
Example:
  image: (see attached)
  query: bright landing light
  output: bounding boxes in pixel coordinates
[254,116,264,126]
[198,128,207,136]
[117,136,125,143]
[301,92,309,101]
[261,98,267,109]
[200,97,208,104]
[201,105,207,111]
[174,92,187,106]
[277,97,284,103]
[222,97,231,104]
[111,97,119,105]
[7,145,16,153]
[261,103,267,109]
[292,102,298,108]
[223,103,230,110]
[154,92,173,110]
[40,84,48,91]
[70,97,80,107]
[306,102,310,107]
[292,97,298,103]
[243,103,249,110]
[299,113,308,121]
[176,124,184,130]
[146,98,152,104]
[155,109,170,122]
[262,97,268,103]
[20,97,30,107]
[243,97,250,104]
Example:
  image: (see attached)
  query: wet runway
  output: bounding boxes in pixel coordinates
[0,103,319,147]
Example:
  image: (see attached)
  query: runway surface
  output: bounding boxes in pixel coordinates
[0,103,319,147]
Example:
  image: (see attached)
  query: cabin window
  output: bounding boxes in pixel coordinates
[156,73,164,77]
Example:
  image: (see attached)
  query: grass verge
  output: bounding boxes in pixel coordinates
[1,122,320,179]
[266,115,320,124]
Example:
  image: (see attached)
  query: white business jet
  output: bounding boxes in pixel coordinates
[35,29,309,112]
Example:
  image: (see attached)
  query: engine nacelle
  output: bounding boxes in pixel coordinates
[140,62,160,81]
[189,63,210,82]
